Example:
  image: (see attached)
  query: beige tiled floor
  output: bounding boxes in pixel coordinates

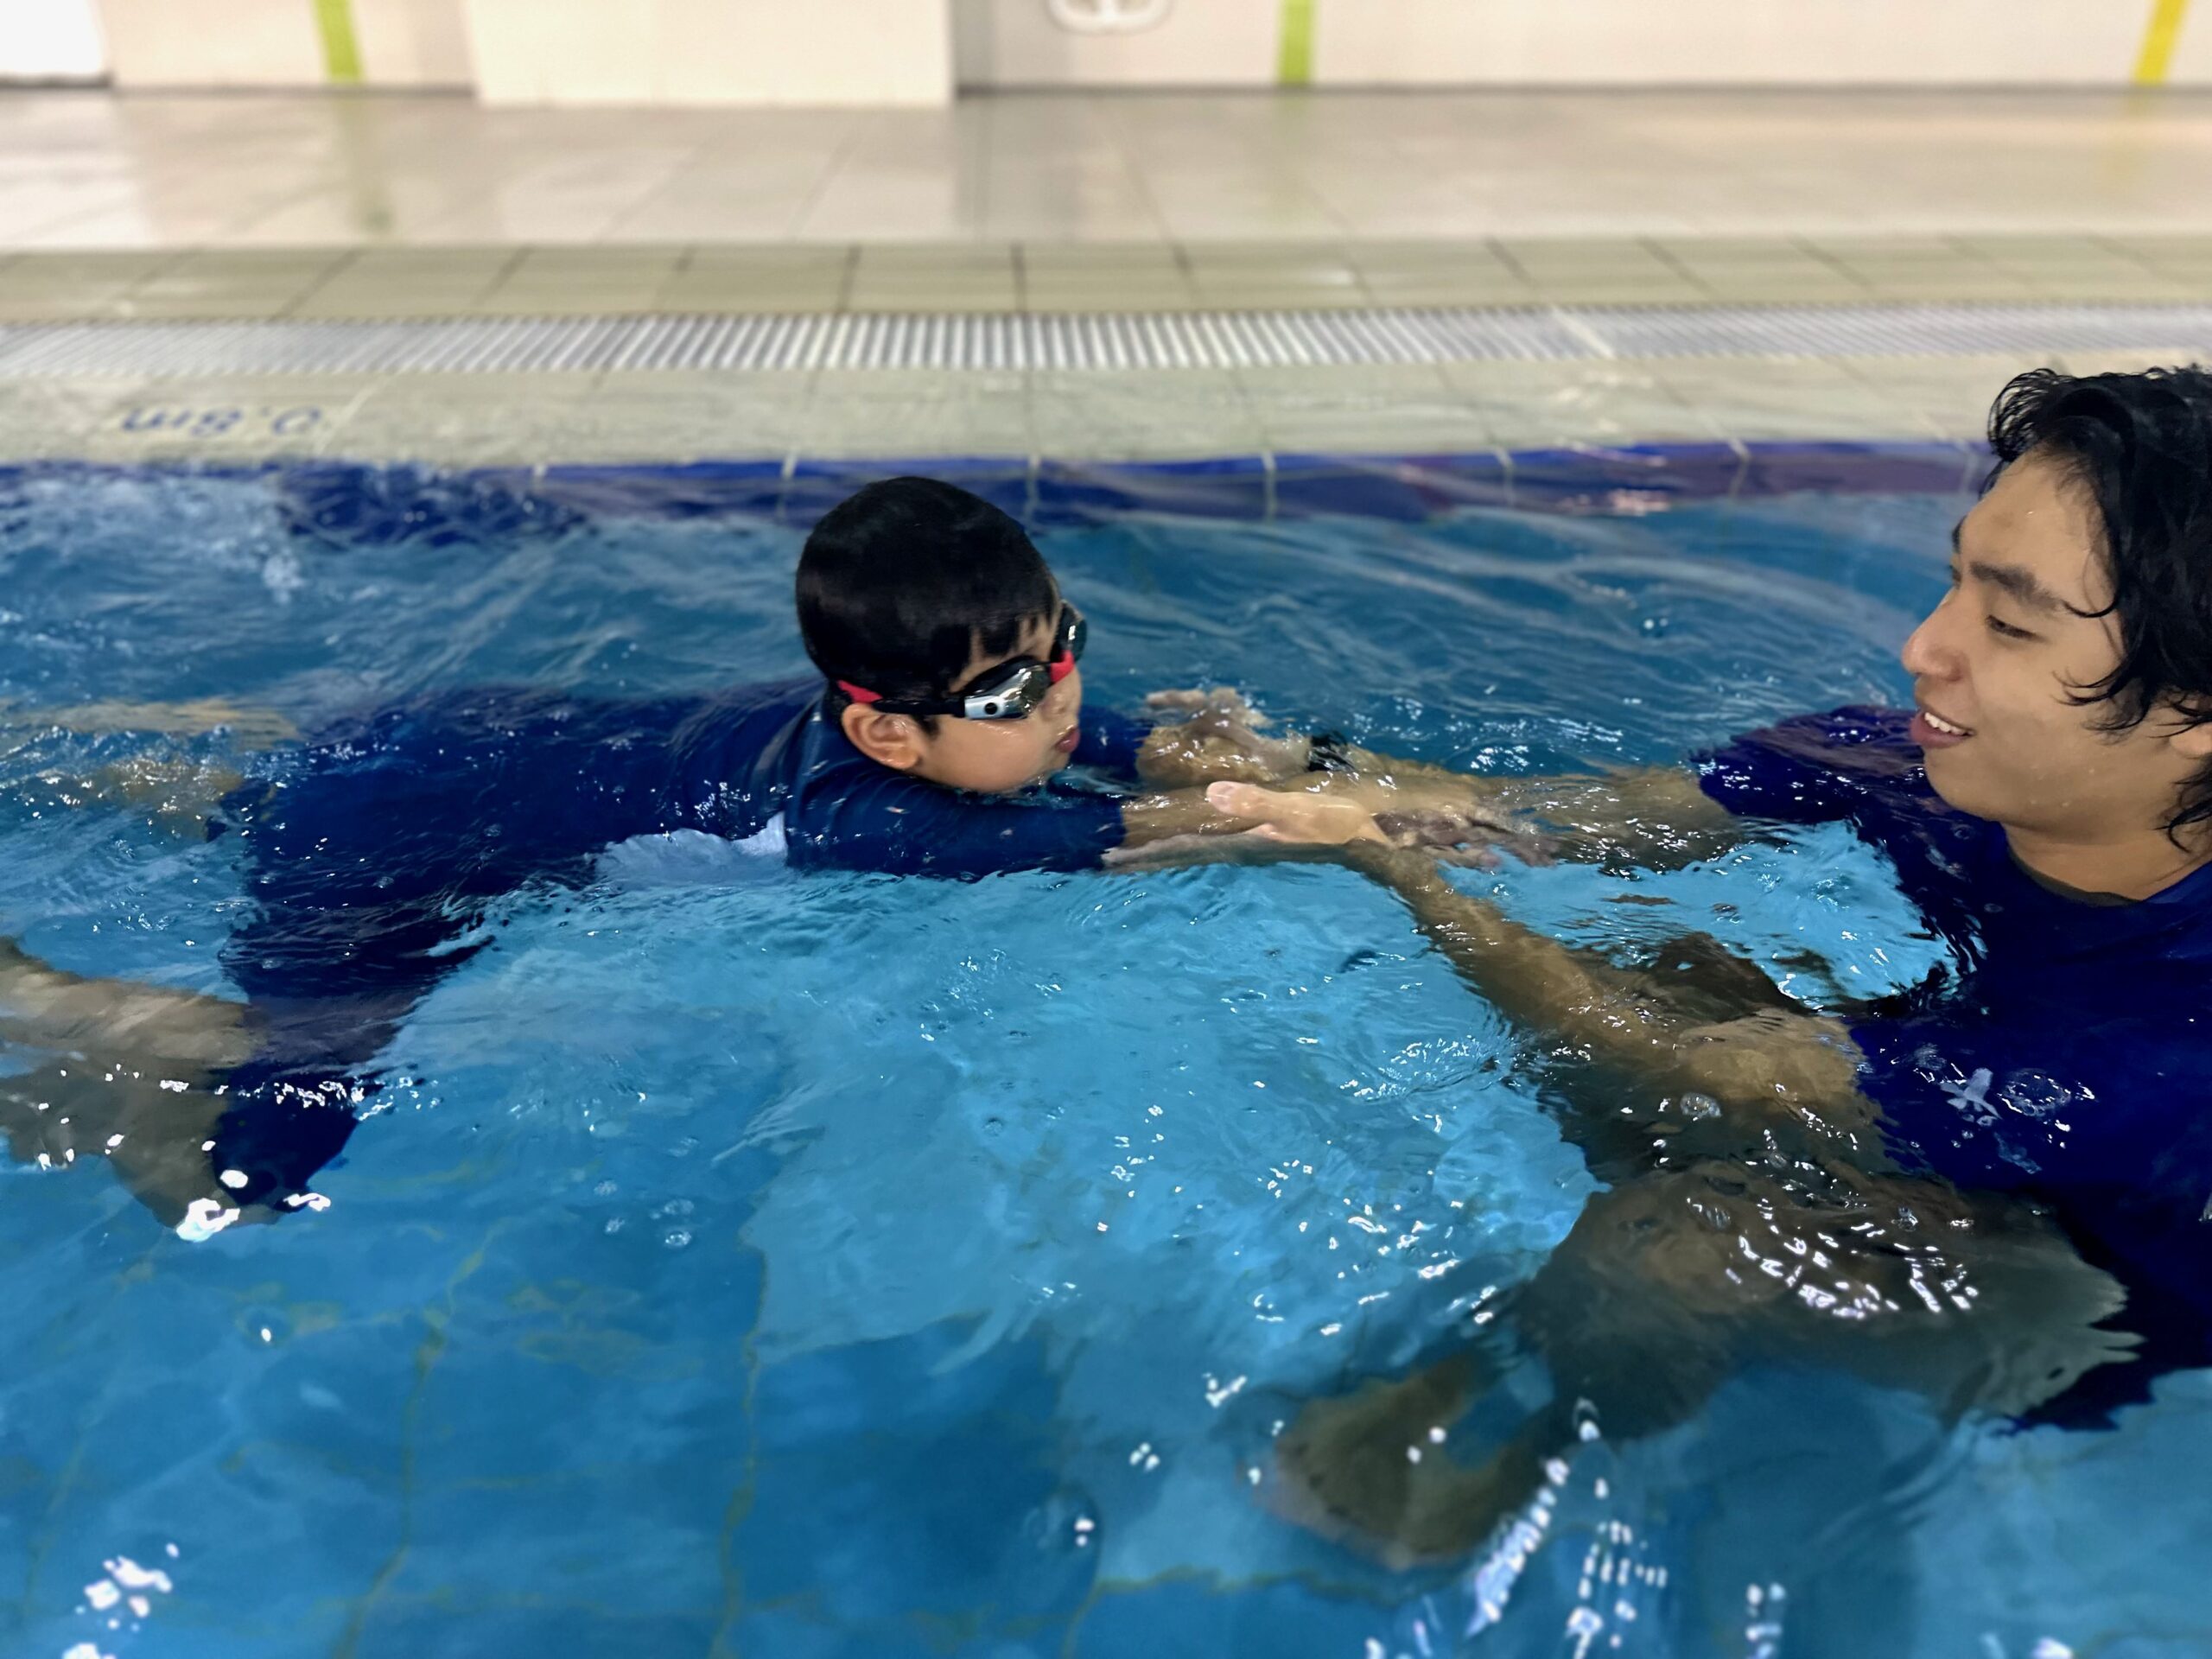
[0,89,2204,468]
[3,233,2208,321]
[8,89,2212,249]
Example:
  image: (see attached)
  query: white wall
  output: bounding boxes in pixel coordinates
[73,0,2212,94]
[954,0,1275,87]
[2171,4,2212,83]
[465,0,952,106]
[100,0,471,87]
[102,0,320,86]
[957,0,2207,87]
[358,0,474,87]
[1312,0,2158,86]
[0,0,105,80]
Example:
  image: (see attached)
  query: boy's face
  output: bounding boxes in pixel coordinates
[842,611,1087,795]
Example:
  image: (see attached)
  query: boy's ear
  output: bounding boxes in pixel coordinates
[2174,717,2212,762]
[841,702,929,772]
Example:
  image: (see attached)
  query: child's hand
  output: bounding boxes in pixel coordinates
[1205,781,1388,845]
[1300,774,1557,865]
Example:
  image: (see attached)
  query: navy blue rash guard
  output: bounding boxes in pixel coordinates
[207,678,1147,1200]
[1697,708,2212,1423]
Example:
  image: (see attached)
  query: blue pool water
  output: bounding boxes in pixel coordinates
[0,458,2206,1659]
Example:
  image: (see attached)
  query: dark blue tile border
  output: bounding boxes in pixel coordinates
[1033,455,1272,526]
[1272,450,1514,521]
[1734,440,1988,499]
[518,459,791,521]
[0,441,1991,535]
[533,441,1986,523]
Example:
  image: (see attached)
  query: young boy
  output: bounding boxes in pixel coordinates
[2,476,1385,1232]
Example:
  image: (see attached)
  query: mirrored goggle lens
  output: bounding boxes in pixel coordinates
[961,662,1054,720]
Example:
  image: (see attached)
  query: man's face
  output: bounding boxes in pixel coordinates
[1899,450,2202,843]
[905,613,1086,796]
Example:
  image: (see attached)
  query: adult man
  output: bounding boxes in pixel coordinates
[1217,365,2212,1562]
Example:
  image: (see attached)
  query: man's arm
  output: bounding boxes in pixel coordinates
[1133,689,1743,868]
[1310,755,1739,872]
[1247,843,2133,1567]
[1340,844,1865,1125]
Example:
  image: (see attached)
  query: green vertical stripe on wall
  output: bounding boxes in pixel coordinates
[315,0,364,84]
[1277,0,1315,86]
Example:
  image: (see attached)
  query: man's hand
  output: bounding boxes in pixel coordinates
[1138,687,1314,787]
[1144,686,1270,724]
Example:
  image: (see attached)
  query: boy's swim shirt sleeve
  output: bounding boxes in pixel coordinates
[779,706,1126,877]
[786,767,1125,876]
[1072,707,1151,779]
[1693,705,1921,825]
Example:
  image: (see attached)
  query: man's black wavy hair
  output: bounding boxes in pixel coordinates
[1986,365,2212,840]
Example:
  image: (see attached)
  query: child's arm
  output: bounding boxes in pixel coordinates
[6,697,299,750]
[1112,784,1389,863]
[790,763,1389,879]
[0,938,261,1234]
[0,937,256,1070]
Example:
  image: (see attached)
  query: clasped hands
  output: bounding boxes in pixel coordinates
[1141,687,1550,863]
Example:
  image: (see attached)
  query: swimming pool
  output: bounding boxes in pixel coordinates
[1,449,2203,1659]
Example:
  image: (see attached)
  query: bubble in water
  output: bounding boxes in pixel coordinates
[241,1308,292,1345]
[663,1230,693,1250]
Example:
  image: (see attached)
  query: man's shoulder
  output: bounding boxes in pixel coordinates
[1710,704,1921,773]
[1694,703,1942,827]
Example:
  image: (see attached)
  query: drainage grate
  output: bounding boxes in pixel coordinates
[0,302,2207,378]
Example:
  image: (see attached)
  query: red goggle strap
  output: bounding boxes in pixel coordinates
[839,653,1066,712]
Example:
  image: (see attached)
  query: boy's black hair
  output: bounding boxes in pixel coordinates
[797,478,1058,726]
[1986,365,2212,841]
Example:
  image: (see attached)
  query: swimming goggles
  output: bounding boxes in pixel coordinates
[838,604,1087,721]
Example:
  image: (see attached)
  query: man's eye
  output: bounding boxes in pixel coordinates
[1986,614,2036,641]
[1947,562,1963,588]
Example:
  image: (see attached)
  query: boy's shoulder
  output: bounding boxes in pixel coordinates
[780,709,1128,878]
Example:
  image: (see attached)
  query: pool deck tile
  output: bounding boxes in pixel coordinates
[0,335,2100,472]
[5,235,2212,321]
[802,368,1031,461]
